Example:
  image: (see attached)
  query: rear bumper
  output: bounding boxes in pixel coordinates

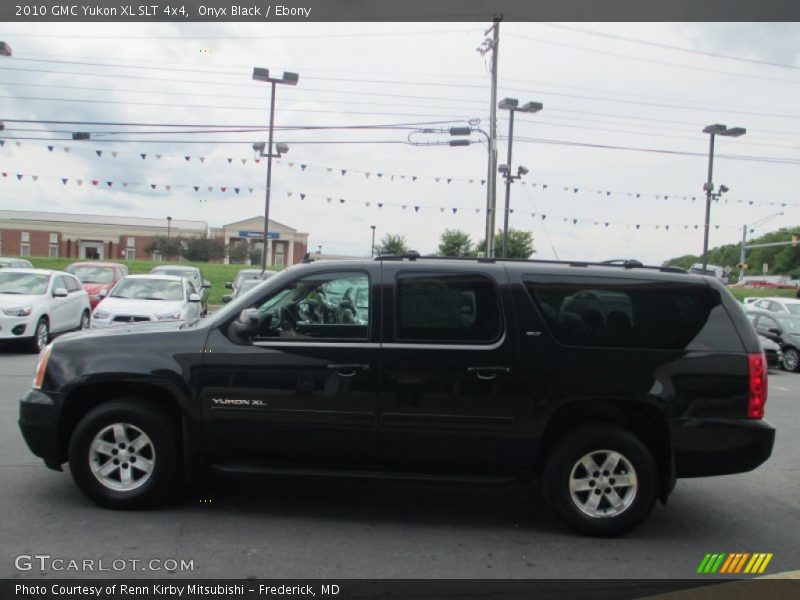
[671,418,775,478]
[18,389,63,471]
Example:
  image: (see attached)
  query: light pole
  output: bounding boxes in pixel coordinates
[370,225,376,257]
[701,123,745,271]
[167,216,172,240]
[252,68,299,273]
[498,98,542,258]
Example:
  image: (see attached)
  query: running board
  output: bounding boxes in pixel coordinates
[209,463,518,485]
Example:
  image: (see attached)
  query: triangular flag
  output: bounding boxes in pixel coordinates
[63,147,70,153]
[155,154,162,160]
[122,182,128,188]
[341,169,347,176]
[221,187,227,192]
[32,175,39,182]
[199,157,205,163]
[194,186,199,192]
[339,198,345,204]
[248,188,254,193]
[107,181,113,187]
[111,151,118,158]
[541,215,547,220]
[234,188,240,194]
[16,174,22,180]
[480,179,485,185]
[227,158,233,164]
[48,146,54,152]
[140,153,147,159]
[62,178,68,185]
[287,192,293,197]
[452,208,458,214]
[300,193,306,200]
[378,203,383,208]
[150,184,156,189]
[96,150,102,157]
[92,180,98,186]
[185,156,191,161]
[165,185,171,191]
[377,173,383,178]
[414,206,420,212]
[413,176,418,182]
[327,197,332,203]
[365,172,371,178]
[301,164,307,171]
[327,167,332,172]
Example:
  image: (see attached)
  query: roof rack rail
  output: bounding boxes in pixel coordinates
[372,253,688,273]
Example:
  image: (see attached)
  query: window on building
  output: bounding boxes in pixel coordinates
[20,244,30,257]
[395,272,502,343]
[127,237,136,248]
[125,249,136,261]
[49,233,58,244]
[49,245,59,258]
[21,232,30,243]
[152,251,162,262]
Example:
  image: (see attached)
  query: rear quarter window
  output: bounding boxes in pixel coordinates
[524,277,743,352]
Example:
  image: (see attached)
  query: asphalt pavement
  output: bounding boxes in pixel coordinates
[1,345,798,580]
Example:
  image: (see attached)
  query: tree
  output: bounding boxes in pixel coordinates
[144,235,184,261]
[374,233,409,256]
[476,229,535,259]
[182,236,226,262]
[227,241,250,263]
[438,229,475,257]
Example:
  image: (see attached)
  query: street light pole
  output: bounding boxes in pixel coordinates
[701,123,746,271]
[253,68,299,273]
[370,225,376,257]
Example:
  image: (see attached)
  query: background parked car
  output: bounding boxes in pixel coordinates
[758,335,784,369]
[149,265,211,315]
[0,268,90,352]
[745,308,800,371]
[221,272,276,303]
[0,257,33,269]
[749,297,800,317]
[91,274,202,327]
[226,269,275,294]
[65,262,129,310]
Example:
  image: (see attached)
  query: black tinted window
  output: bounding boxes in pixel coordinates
[525,279,738,351]
[396,272,501,343]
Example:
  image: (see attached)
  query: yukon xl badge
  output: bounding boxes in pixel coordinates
[211,398,268,407]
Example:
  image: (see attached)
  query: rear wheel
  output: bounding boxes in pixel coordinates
[543,425,657,536]
[68,399,179,509]
[79,310,91,331]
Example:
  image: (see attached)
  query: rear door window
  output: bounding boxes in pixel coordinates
[524,277,742,351]
[395,272,502,343]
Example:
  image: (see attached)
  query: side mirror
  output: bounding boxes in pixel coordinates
[188,293,201,303]
[203,280,211,288]
[769,327,782,335]
[222,295,233,304]
[98,289,109,298]
[230,308,262,341]
[53,287,68,298]
[225,282,233,290]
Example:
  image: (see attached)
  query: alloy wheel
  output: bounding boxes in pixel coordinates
[89,423,155,492]
[568,449,638,518]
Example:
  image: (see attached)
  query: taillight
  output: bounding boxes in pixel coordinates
[32,344,52,390]
[747,352,767,419]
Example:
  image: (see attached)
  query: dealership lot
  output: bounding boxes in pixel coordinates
[1,346,798,579]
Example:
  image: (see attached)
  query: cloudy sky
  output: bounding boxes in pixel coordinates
[0,21,799,263]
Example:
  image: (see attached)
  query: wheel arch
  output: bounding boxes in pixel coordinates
[533,398,674,503]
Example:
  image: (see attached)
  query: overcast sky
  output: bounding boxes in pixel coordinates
[1,21,799,264]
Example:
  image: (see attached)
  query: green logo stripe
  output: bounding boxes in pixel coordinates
[710,553,726,573]
[697,554,713,573]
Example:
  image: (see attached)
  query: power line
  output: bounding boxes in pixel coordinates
[0,117,466,129]
[538,23,800,71]
[0,28,478,40]
[504,32,800,87]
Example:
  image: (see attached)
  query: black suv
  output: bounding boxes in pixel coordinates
[18,256,774,536]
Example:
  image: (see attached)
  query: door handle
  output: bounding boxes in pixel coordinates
[327,364,370,377]
[467,366,510,381]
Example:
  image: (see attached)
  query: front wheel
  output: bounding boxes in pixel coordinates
[79,310,91,331]
[782,347,799,372]
[542,425,658,536]
[27,317,49,353]
[68,399,179,509]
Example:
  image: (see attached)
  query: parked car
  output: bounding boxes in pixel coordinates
[19,256,774,536]
[221,272,277,303]
[744,307,800,372]
[0,257,33,269]
[758,335,784,369]
[749,297,800,317]
[689,263,729,284]
[226,268,275,294]
[91,274,202,328]
[0,268,90,352]
[149,266,210,315]
[65,262,129,310]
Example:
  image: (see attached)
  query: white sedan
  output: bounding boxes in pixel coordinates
[0,268,91,352]
[91,274,202,328]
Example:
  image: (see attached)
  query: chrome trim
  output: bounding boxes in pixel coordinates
[384,333,507,351]
[253,341,380,349]
[251,334,507,351]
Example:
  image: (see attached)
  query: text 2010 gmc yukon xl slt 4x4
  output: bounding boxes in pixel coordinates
[19,255,775,536]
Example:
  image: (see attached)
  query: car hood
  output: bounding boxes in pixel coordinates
[57,319,190,342]
[95,297,184,315]
[82,282,115,295]
[0,293,45,308]
[758,335,780,351]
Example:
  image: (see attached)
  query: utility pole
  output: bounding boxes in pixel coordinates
[478,16,501,257]
[739,224,747,283]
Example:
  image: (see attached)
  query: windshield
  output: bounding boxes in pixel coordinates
[786,304,800,316]
[775,315,800,333]
[111,278,184,301]
[66,265,116,284]
[234,270,263,286]
[0,272,50,295]
[237,279,263,295]
[152,268,196,280]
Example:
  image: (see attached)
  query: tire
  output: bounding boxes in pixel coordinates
[782,347,799,372]
[27,317,49,354]
[78,310,91,331]
[542,424,658,537]
[68,399,179,509]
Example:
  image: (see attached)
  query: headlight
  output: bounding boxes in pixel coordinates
[93,310,110,319]
[33,344,53,390]
[2,306,33,317]
[155,311,181,320]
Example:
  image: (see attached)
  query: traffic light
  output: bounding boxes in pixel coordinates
[737,263,749,270]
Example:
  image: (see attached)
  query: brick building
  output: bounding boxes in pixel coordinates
[0,210,207,261]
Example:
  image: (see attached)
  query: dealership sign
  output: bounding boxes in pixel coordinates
[238,230,279,240]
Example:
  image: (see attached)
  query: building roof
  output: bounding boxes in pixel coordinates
[0,209,206,232]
